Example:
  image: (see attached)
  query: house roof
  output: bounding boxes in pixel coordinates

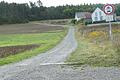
[75,12,91,19]
[94,7,103,12]
[85,13,92,19]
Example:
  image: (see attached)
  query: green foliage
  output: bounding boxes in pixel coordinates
[93,20,106,24]
[73,19,92,25]
[84,20,92,25]
[0,32,64,47]
[76,19,85,24]
[71,19,77,24]
[0,1,30,24]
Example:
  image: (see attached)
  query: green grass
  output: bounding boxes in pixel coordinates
[0,30,67,66]
[0,32,64,47]
[67,26,120,67]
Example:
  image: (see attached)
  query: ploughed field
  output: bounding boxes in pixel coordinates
[0,22,66,65]
[0,23,64,34]
[0,44,39,58]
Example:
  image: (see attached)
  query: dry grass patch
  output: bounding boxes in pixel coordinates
[67,24,120,67]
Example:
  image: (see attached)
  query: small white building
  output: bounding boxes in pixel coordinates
[92,7,116,23]
[92,7,106,23]
[75,12,91,21]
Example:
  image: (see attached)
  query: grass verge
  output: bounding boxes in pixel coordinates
[67,25,120,67]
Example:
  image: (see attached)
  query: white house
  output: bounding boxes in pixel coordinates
[92,7,116,23]
[92,7,106,23]
[75,12,91,21]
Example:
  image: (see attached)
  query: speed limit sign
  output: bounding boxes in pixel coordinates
[103,4,115,15]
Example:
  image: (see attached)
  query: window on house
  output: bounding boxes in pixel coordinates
[95,12,98,16]
[95,17,98,21]
[99,11,102,16]
[100,16,103,20]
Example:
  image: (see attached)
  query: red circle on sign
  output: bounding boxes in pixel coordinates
[103,4,115,15]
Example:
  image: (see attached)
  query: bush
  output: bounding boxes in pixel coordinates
[85,21,92,25]
[71,19,92,25]
[88,31,106,39]
[71,19,77,24]
[77,18,84,24]
[74,18,92,25]
[93,20,106,24]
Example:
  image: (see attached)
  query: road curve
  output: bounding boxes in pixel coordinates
[0,26,77,80]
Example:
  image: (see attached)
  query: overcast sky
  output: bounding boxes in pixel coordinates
[1,0,120,7]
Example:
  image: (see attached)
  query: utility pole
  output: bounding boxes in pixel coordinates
[109,21,113,41]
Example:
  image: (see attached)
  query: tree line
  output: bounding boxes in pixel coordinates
[0,0,120,24]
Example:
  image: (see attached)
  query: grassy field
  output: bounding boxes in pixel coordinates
[0,22,67,65]
[67,24,120,67]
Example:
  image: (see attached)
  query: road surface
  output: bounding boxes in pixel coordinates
[0,26,120,80]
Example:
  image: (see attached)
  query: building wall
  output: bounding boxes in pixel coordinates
[75,14,81,21]
[92,8,106,23]
[75,13,85,21]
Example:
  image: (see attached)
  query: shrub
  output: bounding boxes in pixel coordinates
[87,31,106,40]
[86,31,106,43]
[71,19,77,24]
[93,20,106,24]
[77,18,84,23]
[84,21,92,25]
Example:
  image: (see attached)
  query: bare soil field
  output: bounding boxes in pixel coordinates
[0,22,64,34]
[37,19,71,25]
[0,44,39,58]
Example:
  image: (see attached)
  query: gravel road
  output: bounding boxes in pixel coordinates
[0,26,77,80]
[0,26,120,80]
